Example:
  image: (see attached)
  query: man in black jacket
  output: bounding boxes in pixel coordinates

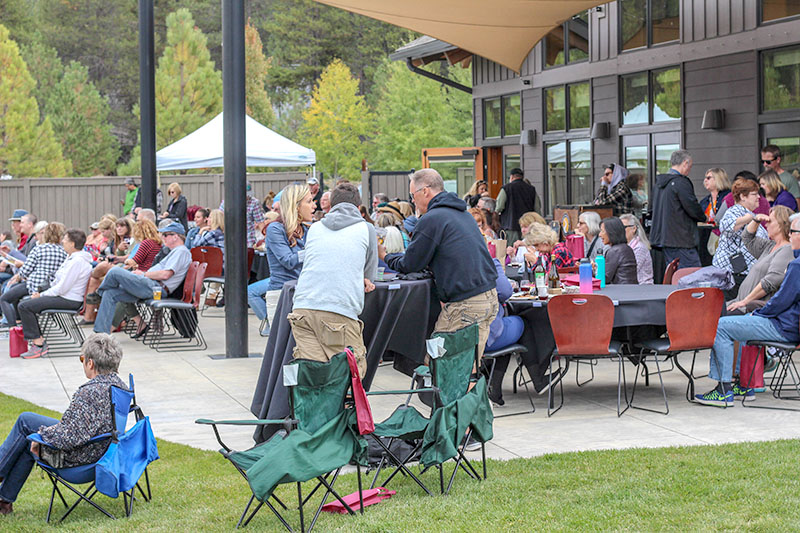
[496,168,538,244]
[650,149,705,268]
[379,169,498,359]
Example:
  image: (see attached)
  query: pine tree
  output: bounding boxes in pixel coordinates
[119,8,222,174]
[245,20,274,127]
[370,60,473,171]
[0,25,70,177]
[300,59,372,181]
[20,40,63,111]
[45,61,121,176]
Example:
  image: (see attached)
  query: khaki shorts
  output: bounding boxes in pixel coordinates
[287,308,367,378]
[434,288,499,360]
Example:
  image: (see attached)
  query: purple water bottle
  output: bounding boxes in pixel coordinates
[579,258,593,294]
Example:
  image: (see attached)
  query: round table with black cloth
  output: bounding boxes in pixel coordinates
[250,277,439,443]
[250,251,270,281]
[507,284,678,384]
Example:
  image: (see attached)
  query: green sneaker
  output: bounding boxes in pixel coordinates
[695,388,734,407]
[732,383,755,402]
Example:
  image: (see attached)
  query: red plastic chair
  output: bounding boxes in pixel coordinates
[632,288,724,413]
[199,246,223,278]
[190,248,205,265]
[662,258,680,285]
[671,267,701,286]
[546,294,627,416]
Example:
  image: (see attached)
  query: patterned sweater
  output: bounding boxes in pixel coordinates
[38,373,127,467]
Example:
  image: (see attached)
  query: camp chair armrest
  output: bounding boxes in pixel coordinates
[195,418,296,426]
[367,387,438,396]
[27,432,111,446]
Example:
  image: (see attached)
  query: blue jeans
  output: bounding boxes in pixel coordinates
[247,278,271,321]
[486,315,524,352]
[93,267,159,334]
[710,314,790,383]
[663,247,701,268]
[0,271,11,292]
[0,412,59,502]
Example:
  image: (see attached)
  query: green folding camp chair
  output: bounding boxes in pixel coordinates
[196,351,367,532]
[368,323,494,495]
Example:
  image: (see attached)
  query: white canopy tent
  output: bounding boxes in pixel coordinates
[155,113,316,171]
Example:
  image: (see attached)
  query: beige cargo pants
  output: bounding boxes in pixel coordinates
[287,308,368,378]
[434,288,499,360]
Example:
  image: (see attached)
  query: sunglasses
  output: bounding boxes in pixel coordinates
[762,159,776,164]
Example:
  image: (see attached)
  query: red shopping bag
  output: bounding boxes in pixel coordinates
[739,345,764,389]
[321,487,396,514]
[566,234,584,260]
[9,326,26,358]
[344,348,374,435]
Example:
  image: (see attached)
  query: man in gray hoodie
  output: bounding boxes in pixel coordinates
[288,182,378,378]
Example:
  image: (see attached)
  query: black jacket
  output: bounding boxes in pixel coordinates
[650,171,705,248]
[603,244,638,285]
[385,191,497,303]
[166,194,188,230]
[499,179,537,232]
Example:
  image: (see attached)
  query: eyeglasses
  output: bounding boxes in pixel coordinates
[412,185,430,196]
[163,232,176,237]
[762,159,776,165]
[623,224,635,228]
[577,221,587,225]
[790,229,800,234]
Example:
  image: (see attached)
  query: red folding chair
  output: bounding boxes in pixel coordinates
[546,294,627,416]
[632,288,724,413]
[662,258,680,285]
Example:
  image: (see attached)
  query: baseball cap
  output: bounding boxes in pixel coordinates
[158,222,186,235]
[124,177,137,185]
[307,177,319,185]
[8,209,27,221]
[90,222,100,230]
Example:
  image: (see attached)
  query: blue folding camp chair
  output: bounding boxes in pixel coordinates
[27,374,159,523]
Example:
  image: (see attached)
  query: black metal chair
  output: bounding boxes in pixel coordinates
[483,343,535,417]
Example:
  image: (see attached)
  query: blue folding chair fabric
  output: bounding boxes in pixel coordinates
[96,416,159,498]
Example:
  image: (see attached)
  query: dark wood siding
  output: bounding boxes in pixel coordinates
[683,51,759,195]
[521,88,544,191]
[473,56,519,85]
[682,0,759,42]
[592,76,619,178]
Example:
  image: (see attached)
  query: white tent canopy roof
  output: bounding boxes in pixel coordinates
[156,113,316,171]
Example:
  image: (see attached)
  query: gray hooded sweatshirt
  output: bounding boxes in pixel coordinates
[292,203,378,320]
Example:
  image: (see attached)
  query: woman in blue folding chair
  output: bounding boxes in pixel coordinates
[0,333,126,516]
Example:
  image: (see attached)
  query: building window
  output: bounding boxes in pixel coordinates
[762,0,800,22]
[620,0,679,51]
[545,81,590,132]
[483,93,521,139]
[762,46,800,111]
[544,11,590,68]
[621,67,680,125]
[546,140,592,210]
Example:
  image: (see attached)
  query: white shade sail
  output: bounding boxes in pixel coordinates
[312,0,607,72]
[156,113,316,171]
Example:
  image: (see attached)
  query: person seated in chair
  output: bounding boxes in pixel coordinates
[17,229,93,358]
[0,333,126,516]
[697,213,800,407]
[90,223,191,336]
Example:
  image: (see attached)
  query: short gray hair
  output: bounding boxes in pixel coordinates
[81,333,123,374]
[138,208,156,222]
[620,213,651,249]
[670,149,692,167]
[790,213,800,227]
[579,211,601,237]
[409,169,444,193]
[478,197,496,212]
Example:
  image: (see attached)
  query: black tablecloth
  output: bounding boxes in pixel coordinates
[507,284,679,375]
[250,278,438,443]
[251,252,269,281]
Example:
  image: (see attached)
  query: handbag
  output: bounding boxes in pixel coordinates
[9,326,26,358]
[344,348,374,435]
[320,487,396,514]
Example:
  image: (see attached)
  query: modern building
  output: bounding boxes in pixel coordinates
[392,1,800,214]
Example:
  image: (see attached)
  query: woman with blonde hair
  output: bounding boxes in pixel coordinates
[245,184,315,323]
[523,223,575,270]
[463,180,488,207]
[195,209,225,250]
[161,181,188,230]
[759,170,797,211]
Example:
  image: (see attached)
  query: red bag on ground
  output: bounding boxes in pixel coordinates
[344,348,374,435]
[739,345,765,389]
[9,327,26,358]
[321,487,396,514]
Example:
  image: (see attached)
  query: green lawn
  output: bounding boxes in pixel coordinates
[2,391,800,531]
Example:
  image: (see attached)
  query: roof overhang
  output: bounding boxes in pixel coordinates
[311,0,608,73]
[389,35,472,68]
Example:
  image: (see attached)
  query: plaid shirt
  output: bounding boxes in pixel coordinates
[194,228,225,250]
[713,203,768,274]
[20,243,67,294]
[539,242,576,270]
[595,181,633,216]
[219,196,265,248]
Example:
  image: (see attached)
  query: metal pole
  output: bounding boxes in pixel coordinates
[138,0,157,210]
[222,0,248,358]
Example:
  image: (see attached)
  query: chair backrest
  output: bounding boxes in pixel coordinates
[200,246,223,278]
[286,351,351,434]
[547,294,615,355]
[110,374,137,437]
[665,288,724,351]
[181,261,199,303]
[662,258,680,284]
[190,247,205,265]
[429,323,480,406]
[671,267,701,285]
[192,262,208,309]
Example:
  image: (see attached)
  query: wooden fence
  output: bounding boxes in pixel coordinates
[0,172,310,231]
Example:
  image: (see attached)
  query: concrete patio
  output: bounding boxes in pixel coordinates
[2,293,800,459]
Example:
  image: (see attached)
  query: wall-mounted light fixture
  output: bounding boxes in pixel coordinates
[590,121,611,140]
[701,109,725,129]
[519,129,537,146]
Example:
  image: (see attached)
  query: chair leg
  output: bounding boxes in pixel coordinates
[630,350,669,415]
[575,358,596,387]
[616,354,630,417]
[357,464,364,515]
[297,482,305,533]
[547,355,566,417]
[674,350,697,402]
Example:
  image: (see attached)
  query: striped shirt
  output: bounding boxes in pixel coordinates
[130,239,163,271]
